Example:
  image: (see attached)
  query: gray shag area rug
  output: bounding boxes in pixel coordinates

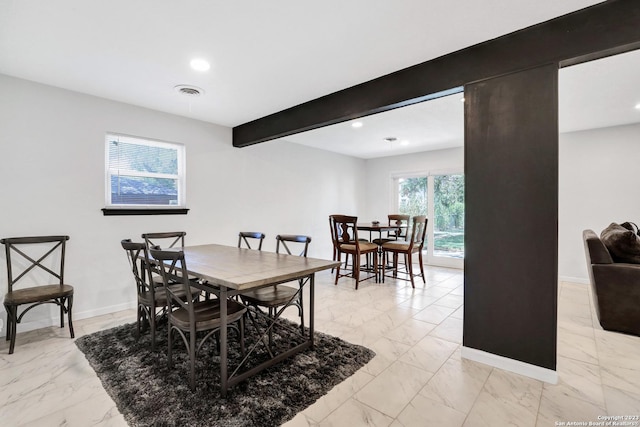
[76,315,375,427]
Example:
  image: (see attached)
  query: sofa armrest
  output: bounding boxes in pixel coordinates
[591,263,640,335]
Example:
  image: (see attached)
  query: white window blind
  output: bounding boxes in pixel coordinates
[105,134,185,208]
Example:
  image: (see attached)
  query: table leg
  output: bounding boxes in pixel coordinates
[310,273,315,349]
[220,286,228,398]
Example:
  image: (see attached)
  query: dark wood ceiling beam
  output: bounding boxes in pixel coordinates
[233,0,640,148]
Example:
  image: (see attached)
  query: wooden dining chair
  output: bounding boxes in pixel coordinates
[372,214,410,246]
[381,215,428,288]
[238,231,265,250]
[121,239,200,350]
[150,248,247,391]
[1,235,74,354]
[330,215,378,289]
[239,235,311,348]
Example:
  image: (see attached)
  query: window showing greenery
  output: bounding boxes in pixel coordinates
[398,177,427,218]
[105,134,185,208]
[396,173,464,262]
[433,174,464,258]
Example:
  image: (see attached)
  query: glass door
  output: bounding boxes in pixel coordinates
[431,174,464,267]
[394,172,464,268]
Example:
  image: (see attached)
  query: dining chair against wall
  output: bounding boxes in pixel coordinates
[141,231,186,250]
[141,231,200,286]
[121,239,200,351]
[330,215,378,290]
[150,248,247,391]
[381,216,428,288]
[372,214,410,246]
[239,235,311,346]
[1,235,74,354]
[238,232,265,250]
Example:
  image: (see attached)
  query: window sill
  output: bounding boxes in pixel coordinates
[102,208,189,216]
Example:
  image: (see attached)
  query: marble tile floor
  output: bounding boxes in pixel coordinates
[1,267,639,426]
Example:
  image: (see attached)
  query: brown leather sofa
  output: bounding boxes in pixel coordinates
[583,229,640,336]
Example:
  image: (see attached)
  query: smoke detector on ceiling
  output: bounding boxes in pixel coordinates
[174,85,204,96]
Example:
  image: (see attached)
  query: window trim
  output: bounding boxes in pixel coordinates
[104,133,187,213]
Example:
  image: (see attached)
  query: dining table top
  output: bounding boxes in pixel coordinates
[181,244,340,291]
[356,223,401,231]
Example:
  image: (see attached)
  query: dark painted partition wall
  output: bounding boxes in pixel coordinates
[464,64,559,369]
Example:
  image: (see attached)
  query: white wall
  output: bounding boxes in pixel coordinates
[558,122,640,282]
[0,74,366,332]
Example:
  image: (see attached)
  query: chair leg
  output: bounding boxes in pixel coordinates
[189,329,196,391]
[150,304,156,351]
[240,316,245,357]
[7,305,17,354]
[167,326,174,368]
[407,252,415,288]
[67,295,74,338]
[373,251,379,283]
[5,304,11,342]
[354,254,360,290]
[419,250,426,284]
[393,253,399,278]
[334,262,340,285]
[59,300,65,328]
[382,250,386,283]
[298,284,305,334]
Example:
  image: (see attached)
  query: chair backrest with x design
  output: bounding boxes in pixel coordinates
[3,235,68,291]
[120,239,154,297]
[1,235,75,354]
[141,231,186,250]
[238,232,265,250]
[275,235,311,257]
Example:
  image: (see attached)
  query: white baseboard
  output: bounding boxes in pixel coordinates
[0,301,136,338]
[558,275,589,285]
[461,346,558,384]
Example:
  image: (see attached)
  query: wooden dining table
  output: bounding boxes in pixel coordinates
[180,244,339,397]
[356,223,401,280]
[356,222,400,242]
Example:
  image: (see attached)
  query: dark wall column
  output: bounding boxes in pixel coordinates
[464,64,558,370]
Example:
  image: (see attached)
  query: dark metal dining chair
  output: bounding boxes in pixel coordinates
[239,235,311,348]
[1,235,74,354]
[238,232,265,250]
[141,231,202,287]
[121,239,200,350]
[150,248,247,391]
[141,231,186,250]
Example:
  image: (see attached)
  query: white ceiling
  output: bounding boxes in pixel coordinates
[281,49,640,159]
[2,0,637,159]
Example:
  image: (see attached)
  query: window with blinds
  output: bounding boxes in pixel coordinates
[105,134,185,208]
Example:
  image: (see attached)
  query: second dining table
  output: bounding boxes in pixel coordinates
[179,243,339,397]
[356,222,401,280]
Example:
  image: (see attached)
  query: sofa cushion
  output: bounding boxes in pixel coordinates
[621,221,640,235]
[600,223,640,264]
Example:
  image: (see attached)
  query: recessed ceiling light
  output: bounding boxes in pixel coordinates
[351,121,363,128]
[635,103,640,110]
[190,58,210,72]
[401,140,410,146]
